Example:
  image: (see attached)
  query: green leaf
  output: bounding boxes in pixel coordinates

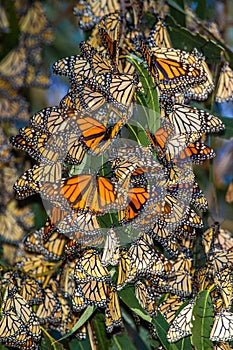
[41,328,66,350]
[118,286,152,323]
[111,330,138,350]
[124,122,150,147]
[126,54,160,134]
[57,306,96,342]
[152,311,192,350]
[166,16,223,63]
[93,313,112,350]
[191,290,214,350]
[69,337,92,350]
[168,0,186,27]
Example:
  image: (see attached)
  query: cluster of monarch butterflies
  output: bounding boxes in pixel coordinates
[0,1,54,268]
[0,1,53,122]
[1,1,233,349]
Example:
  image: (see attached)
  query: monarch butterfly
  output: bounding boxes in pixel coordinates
[13,163,63,199]
[10,128,47,162]
[105,285,123,332]
[52,55,87,77]
[167,300,194,342]
[118,185,150,223]
[56,210,103,239]
[77,73,137,110]
[210,310,233,341]
[29,107,75,134]
[202,223,220,254]
[151,223,181,257]
[98,12,121,66]
[214,268,232,310]
[148,125,216,164]
[140,42,206,95]
[75,249,110,281]
[0,5,9,32]
[215,62,233,103]
[53,48,113,87]
[185,59,214,101]
[148,17,172,48]
[118,56,136,75]
[214,342,232,350]
[60,85,107,112]
[135,280,157,316]
[149,250,173,276]
[36,285,62,325]
[208,250,233,274]
[43,205,69,239]
[16,277,43,305]
[175,222,196,239]
[24,228,67,261]
[163,103,224,135]
[101,228,120,266]
[0,283,41,346]
[117,250,134,290]
[40,172,129,215]
[19,1,50,36]
[0,94,29,121]
[191,182,208,211]
[74,0,120,30]
[0,46,27,88]
[75,279,109,307]
[172,253,192,273]
[181,207,203,228]
[12,126,77,166]
[159,295,185,323]
[16,255,58,283]
[72,114,127,155]
[127,236,157,276]
[215,228,233,251]
[167,270,193,296]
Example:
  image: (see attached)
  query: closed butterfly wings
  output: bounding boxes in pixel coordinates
[167,300,194,342]
[215,62,233,103]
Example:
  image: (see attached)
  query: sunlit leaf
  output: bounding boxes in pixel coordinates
[191,290,214,350]
[126,54,160,133]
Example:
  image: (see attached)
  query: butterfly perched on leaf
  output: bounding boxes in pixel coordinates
[167,300,194,342]
[210,310,233,342]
